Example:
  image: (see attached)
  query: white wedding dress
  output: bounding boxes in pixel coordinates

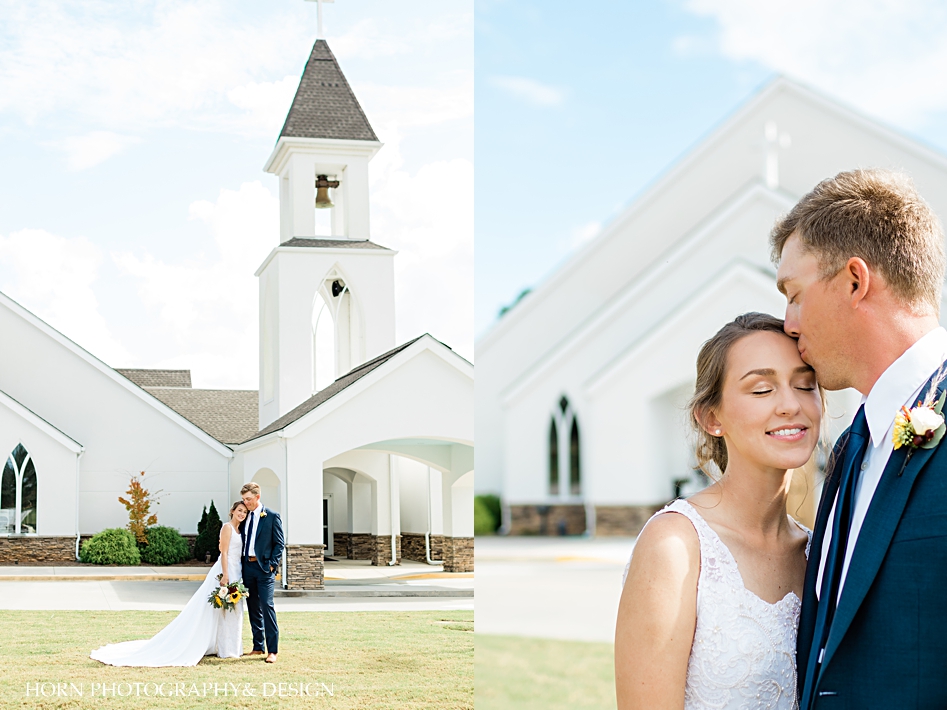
[623,499,811,710]
[91,524,245,666]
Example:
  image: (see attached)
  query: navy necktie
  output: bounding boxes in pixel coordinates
[805,405,870,703]
[244,511,254,558]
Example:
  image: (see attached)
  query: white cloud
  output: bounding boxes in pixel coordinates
[227,76,300,136]
[0,3,473,138]
[0,229,132,365]
[356,77,474,130]
[488,75,565,107]
[112,181,278,388]
[51,131,140,171]
[0,2,312,135]
[371,158,474,360]
[682,0,947,125]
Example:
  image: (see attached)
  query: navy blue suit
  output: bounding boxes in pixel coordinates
[798,366,947,708]
[240,506,284,654]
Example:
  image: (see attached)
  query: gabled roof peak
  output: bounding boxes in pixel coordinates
[278,39,378,142]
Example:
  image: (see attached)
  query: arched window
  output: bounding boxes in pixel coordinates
[548,420,559,495]
[549,397,581,498]
[312,276,356,394]
[312,293,336,393]
[1,444,36,534]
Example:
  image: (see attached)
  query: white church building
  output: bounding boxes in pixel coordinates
[477,77,947,536]
[0,39,474,587]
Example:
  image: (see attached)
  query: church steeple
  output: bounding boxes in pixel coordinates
[257,37,395,429]
[279,40,378,142]
[263,39,382,243]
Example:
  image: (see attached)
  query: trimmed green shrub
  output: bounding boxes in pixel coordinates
[475,494,502,534]
[193,505,209,561]
[194,501,223,563]
[139,525,190,566]
[475,497,498,536]
[80,528,141,565]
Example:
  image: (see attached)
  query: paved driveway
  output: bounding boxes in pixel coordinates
[475,536,636,643]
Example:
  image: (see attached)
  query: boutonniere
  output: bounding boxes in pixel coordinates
[259,509,267,518]
[893,367,947,459]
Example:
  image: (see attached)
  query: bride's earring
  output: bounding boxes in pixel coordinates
[714,429,721,436]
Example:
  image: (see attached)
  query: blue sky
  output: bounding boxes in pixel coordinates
[475,0,947,339]
[0,1,472,387]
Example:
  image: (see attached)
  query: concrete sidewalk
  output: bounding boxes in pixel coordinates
[475,535,635,643]
[0,579,473,612]
[0,558,474,604]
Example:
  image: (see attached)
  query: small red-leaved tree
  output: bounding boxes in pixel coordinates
[118,471,161,544]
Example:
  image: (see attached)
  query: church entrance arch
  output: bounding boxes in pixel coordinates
[251,468,281,517]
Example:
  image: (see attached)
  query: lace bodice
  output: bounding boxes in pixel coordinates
[624,499,810,710]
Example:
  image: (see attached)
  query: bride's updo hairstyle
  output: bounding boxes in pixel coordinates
[689,312,789,479]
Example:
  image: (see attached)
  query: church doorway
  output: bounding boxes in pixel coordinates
[322,495,334,555]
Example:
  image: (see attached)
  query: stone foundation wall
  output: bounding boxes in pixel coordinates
[401,532,444,563]
[332,532,350,559]
[594,505,666,536]
[371,534,402,566]
[442,537,473,573]
[0,536,77,564]
[285,544,324,590]
[349,533,374,560]
[507,504,587,535]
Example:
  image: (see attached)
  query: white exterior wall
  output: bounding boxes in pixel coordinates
[274,342,474,545]
[0,298,232,536]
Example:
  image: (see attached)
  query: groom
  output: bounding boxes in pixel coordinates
[239,482,284,664]
[772,168,947,708]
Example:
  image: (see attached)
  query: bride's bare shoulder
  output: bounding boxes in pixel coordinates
[634,510,699,557]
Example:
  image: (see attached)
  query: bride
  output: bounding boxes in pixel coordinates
[615,313,823,709]
[91,501,249,666]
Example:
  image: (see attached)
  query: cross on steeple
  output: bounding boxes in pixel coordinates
[763,120,791,190]
[305,0,335,39]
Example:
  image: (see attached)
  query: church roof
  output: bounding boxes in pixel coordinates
[244,335,428,442]
[281,237,391,250]
[116,369,192,388]
[144,387,259,445]
[278,39,378,142]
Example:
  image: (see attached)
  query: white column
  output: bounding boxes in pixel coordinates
[343,158,371,240]
[289,155,316,238]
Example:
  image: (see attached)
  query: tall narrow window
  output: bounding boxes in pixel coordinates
[312,294,335,393]
[1,444,36,534]
[548,420,559,495]
[0,458,14,534]
[549,396,581,499]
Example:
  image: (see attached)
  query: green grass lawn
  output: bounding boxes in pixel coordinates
[0,610,472,709]
[475,635,615,710]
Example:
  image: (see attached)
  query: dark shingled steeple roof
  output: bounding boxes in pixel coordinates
[278,39,378,142]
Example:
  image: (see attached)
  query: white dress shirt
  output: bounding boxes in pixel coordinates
[245,500,264,558]
[817,327,947,600]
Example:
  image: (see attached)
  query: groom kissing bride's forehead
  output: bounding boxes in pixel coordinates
[773,168,947,709]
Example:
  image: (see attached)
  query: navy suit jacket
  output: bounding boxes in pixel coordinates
[798,371,947,709]
[240,506,284,575]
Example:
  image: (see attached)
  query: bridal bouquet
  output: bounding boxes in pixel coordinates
[208,574,250,612]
